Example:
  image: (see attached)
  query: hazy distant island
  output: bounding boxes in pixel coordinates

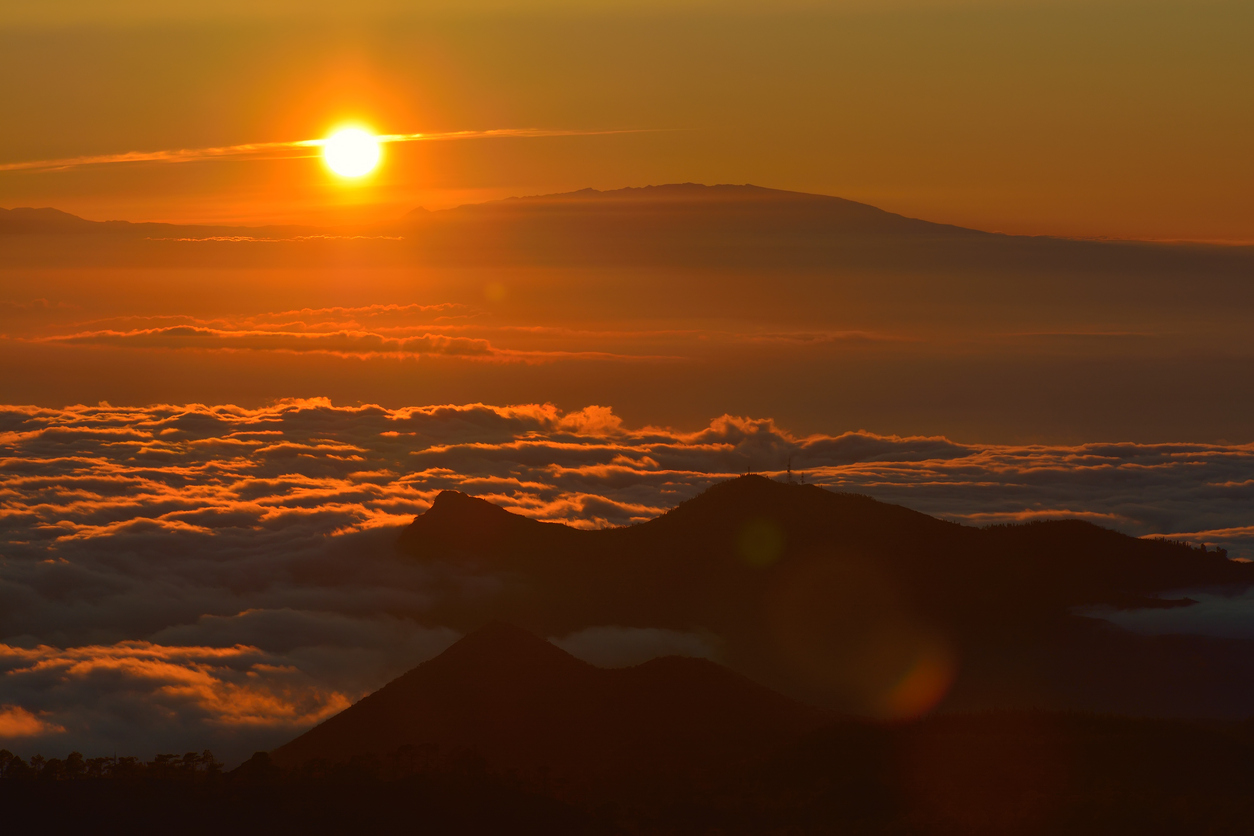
[5,183,1253,441]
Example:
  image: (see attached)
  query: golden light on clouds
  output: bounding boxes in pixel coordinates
[0,128,641,175]
[0,704,64,737]
[322,127,382,178]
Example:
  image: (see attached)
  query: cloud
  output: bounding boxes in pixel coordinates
[0,0,1013,30]
[71,303,468,333]
[0,129,645,175]
[146,235,405,242]
[1095,585,1254,642]
[0,642,349,726]
[40,326,500,359]
[148,610,460,693]
[6,299,908,367]
[1,397,1252,761]
[0,705,64,738]
[0,641,350,757]
[24,302,679,362]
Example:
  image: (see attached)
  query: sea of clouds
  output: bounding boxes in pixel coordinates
[1,398,1252,763]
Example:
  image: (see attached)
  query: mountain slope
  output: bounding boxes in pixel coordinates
[414,182,975,236]
[397,183,1254,278]
[271,621,829,779]
[399,475,1247,632]
[396,477,1254,718]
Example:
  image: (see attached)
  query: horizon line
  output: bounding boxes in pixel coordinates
[3,185,1252,248]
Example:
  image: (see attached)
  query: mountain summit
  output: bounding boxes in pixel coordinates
[395,477,1254,719]
[400,475,1246,630]
[409,183,970,235]
[271,621,828,781]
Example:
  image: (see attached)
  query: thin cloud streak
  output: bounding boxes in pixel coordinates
[0,128,651,174]
[9,300,897,361]
[144,235,406,243]
[26,325,680,362]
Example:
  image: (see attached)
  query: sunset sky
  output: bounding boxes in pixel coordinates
[2,0,1251,238]
[2,0,1253,765]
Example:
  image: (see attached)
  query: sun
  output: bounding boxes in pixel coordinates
[322,128,381,178]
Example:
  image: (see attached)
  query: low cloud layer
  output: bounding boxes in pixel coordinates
[2,399,1251,762]
[20,303,673,362]
[42,326,500,359]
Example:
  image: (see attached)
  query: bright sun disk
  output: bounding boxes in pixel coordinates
[323,128,381,178]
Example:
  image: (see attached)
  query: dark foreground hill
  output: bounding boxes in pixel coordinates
[398,476,1254,718]
[9,668,1254,834]
[258,622,1254,834]
[9,621,1254,833]
[271,621,829,783]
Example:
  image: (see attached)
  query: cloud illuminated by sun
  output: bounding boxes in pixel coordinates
[0,128,645,174]
[322,128,381,178]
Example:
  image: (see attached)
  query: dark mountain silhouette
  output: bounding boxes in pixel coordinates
[399,475,1246,628]
[271,621,828,782]
[398,476,1254,718]
[9,570,1254,833]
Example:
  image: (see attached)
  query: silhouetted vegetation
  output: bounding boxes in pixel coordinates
[0,747,607,835]
[0,748,221,781]
[7,712,1254,834]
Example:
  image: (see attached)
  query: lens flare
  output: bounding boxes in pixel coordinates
[322,128,381,178]
[767,555,956,719]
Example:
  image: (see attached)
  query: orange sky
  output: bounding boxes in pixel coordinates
[1,1,1252,239]
[3,1,1254,766]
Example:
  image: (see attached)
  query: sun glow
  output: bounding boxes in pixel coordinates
[322,128,381,178]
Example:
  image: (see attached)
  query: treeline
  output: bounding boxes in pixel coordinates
[0,748,607,836]
[0,749,221,781]
[1147,536,1231,560]
[7,713,1254,834]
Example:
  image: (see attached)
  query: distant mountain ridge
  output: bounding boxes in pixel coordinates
[0,207,103,233]
[7,184,1250,280]
[0,206,319,239]
[396,476,1254,719]
[406,183,978,236]
[2,185,971,237]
